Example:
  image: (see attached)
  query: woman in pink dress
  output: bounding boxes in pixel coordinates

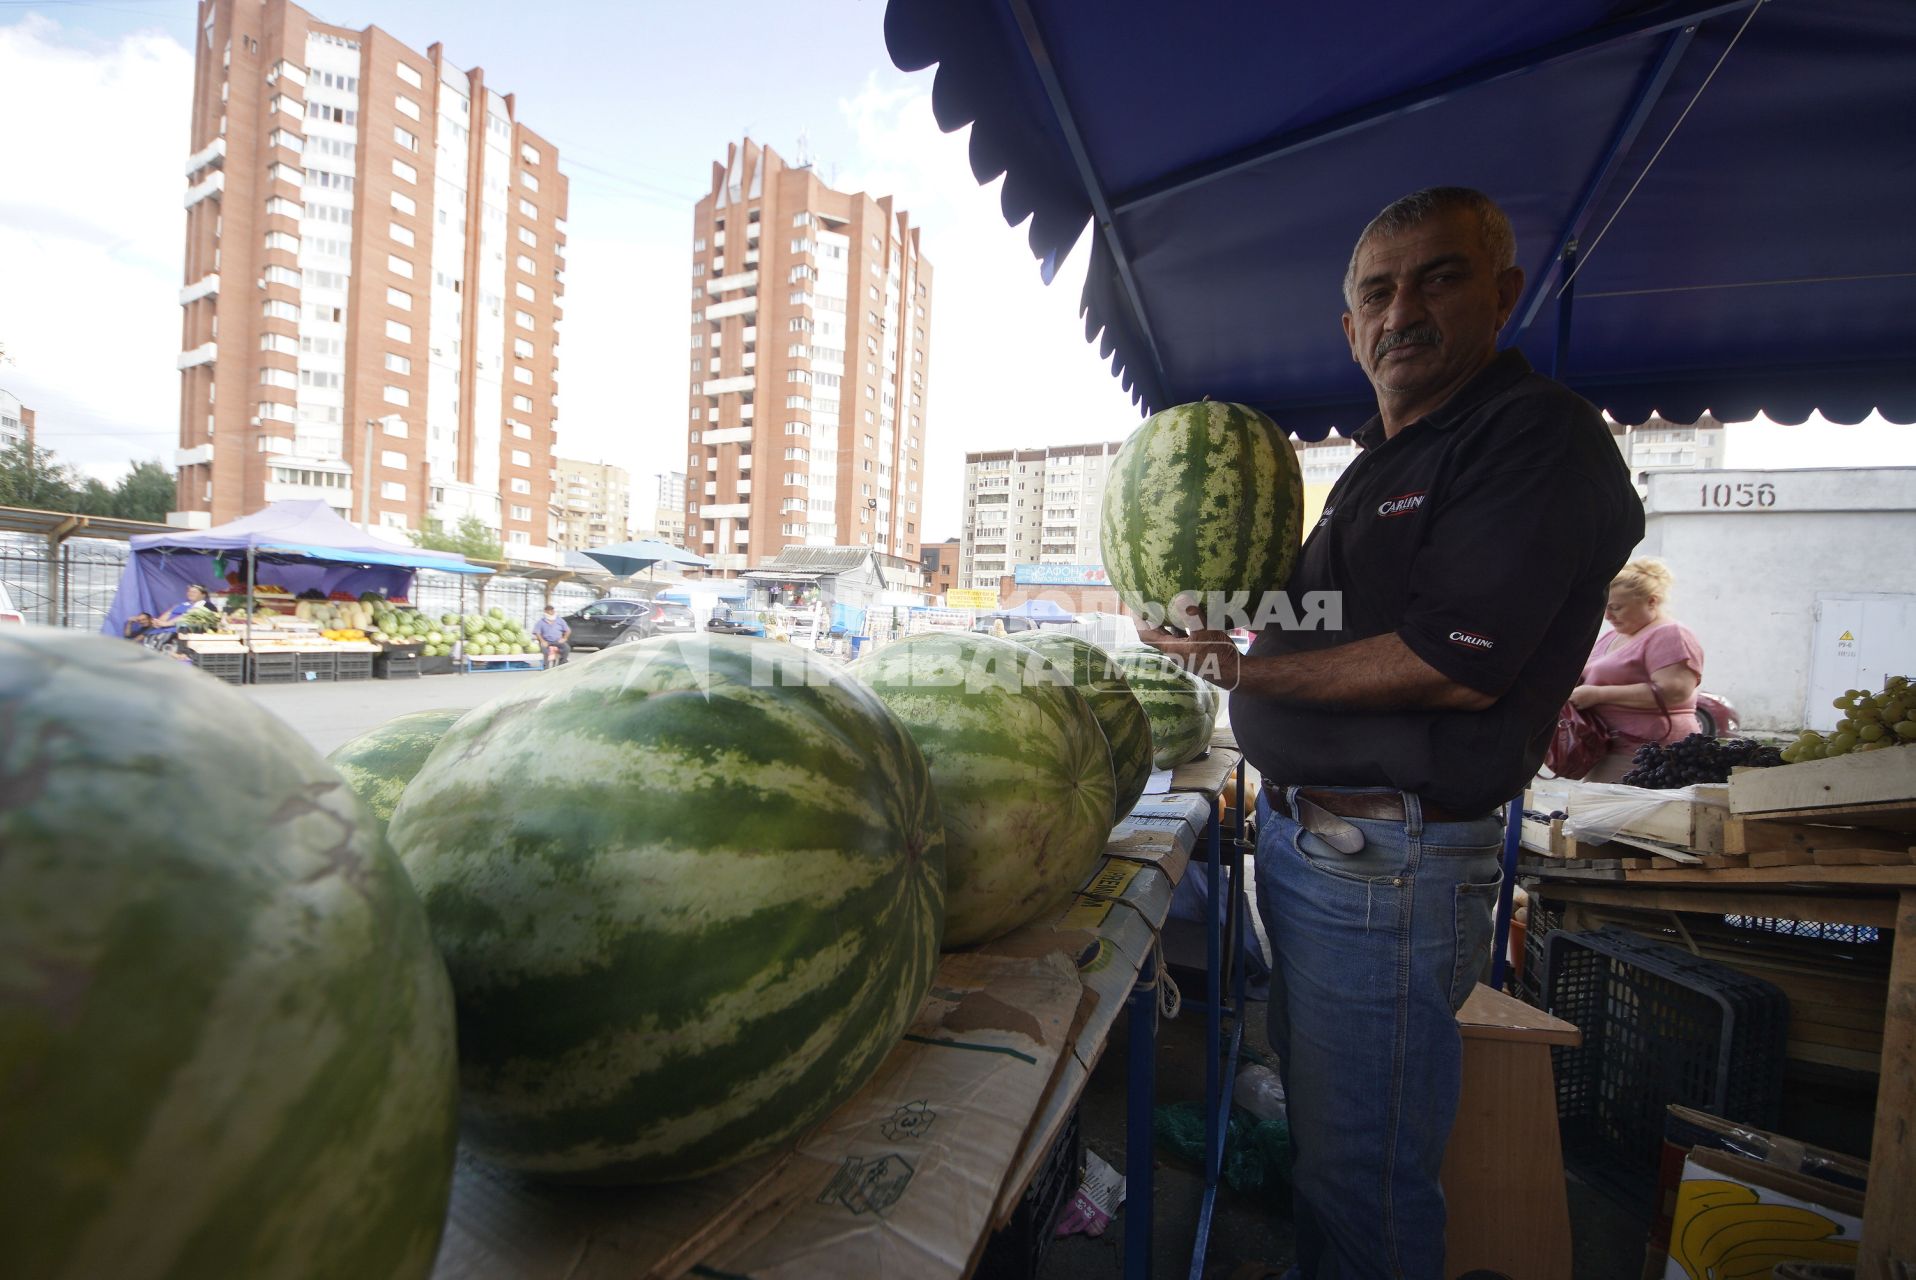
[1569,559,1705,783]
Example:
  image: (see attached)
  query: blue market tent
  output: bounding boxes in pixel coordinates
[885,0,1916,436]
[103,500,487,636]
[987,598,1079,623]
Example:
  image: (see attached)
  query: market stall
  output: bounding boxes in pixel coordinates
[101,500,491,681]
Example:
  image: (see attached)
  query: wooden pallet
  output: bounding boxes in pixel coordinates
[1729,748,1916,827]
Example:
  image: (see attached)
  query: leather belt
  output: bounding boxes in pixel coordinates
[1290,788,1490,826]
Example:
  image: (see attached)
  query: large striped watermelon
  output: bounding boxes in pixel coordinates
[0,631,458,1280]
[327,707,470,829]
[1100,401,1303,624]
[849,632,1114,948]
[1114,645,1220,768]
[387,635,944,1184]
[1010,631,1154,822]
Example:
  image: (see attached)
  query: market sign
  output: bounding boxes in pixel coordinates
[947,587,1000,609]
[1013,563,1109,586]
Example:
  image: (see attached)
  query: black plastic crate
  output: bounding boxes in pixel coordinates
[295,651,336,681]
[248,652,298,685]
[974,1106,1082,1280]
[1544,927,1789,1185]
[335,652,374,682]
[375,652,420,680]
[189,650,246,686]
[418,654,455,676]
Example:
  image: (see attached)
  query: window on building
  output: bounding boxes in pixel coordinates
[520,170,539,193]
[383,352,411,375]
[510,477,532,494]
[391,158,418,184]
[396,61,423,88]
[512,394,534,412]
[381,481,406,500]
[387,286,412,310]
[511,504,533,521]
[510,449,532,466]
[262,299,299,322]
[396,95,421,121]
[517,226,537,247]
[513,366,533,385]
[390,191,417,216]
[515,281,535,301]
[513,337,534,358]
[383,385,410,407]
[385,319,412,343]
[387,220,416,248]
[514,309,534,330]
[387,253,414,279]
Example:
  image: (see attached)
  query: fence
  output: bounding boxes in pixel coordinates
[0,532,642,635]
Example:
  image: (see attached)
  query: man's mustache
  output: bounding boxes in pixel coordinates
[1375,324,1441,360]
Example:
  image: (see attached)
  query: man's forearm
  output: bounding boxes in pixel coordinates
[1235,632,1494,712]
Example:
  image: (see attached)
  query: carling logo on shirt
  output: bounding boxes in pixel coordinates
[1448,630,1495,651]
[1376,491,1427,518]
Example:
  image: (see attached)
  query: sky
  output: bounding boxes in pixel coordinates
[0,0,1911,543]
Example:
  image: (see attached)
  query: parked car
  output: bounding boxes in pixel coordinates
[0,582,23,626]
[562,597,696,649]
[706,605,766,637]
[1694,691,1739,738]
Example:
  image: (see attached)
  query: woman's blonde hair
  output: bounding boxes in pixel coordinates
[1611,558,1674,604]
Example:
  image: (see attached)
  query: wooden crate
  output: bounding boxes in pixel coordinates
[1729,748,1916,826]
[1566,783,1728,854]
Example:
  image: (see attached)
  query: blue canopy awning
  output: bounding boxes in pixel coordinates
[258,541,491,575]
[885,0,1916,435]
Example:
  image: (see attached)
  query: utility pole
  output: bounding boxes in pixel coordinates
[360,417,375,530]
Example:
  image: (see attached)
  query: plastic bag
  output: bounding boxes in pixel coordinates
[1152,1101,1293,1199]
[1232,1063,1287,1121]
[1558,781,1725,845]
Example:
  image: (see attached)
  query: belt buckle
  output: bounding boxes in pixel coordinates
[1294,793,1367,855]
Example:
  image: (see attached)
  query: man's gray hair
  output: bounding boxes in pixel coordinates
[1342,187,1517,307]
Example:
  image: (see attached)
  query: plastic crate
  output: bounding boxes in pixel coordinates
[248,652,298,685]
[295,651,336,681]
[1544,927,1789,1184]
[973,1107,1082,1280]
[374,652,420,680]
[189,650,246,686]
[335,653,374,682]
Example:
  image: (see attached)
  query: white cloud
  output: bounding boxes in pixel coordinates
[0,16,189,479]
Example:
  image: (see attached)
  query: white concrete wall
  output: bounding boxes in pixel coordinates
[1634,468,1916,732]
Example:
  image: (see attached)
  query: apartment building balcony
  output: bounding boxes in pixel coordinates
[706,296,758,321]
[175,342,217,370]
[703,426,753,445]
[734,530,752,544]
[184,137,226,177]
[177,272,221,305]
[702,375,756,396]
[741,352,756,369]
[175,443,214,468]
[183,171,225,208]
[707,553,748,571]
[703,503,750,519]
[735,480,751,495]
[743,326,757,343]
[739,403,754,419]
[705,270,759,295]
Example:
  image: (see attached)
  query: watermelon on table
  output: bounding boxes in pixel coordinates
[1100,400,1303,626]
[387,635,944,1184]
[1114,645,1220,769]
[848,632,1114,948]
[1011,631,1154,823]
[327,708,472,830]
[0,631,458,1280]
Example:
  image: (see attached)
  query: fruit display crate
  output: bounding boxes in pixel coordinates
[295,650,337,682]
[465,654,544,673]
[188,649,246,686]
[374,651,420,680]
[975,1105,1082,1280]
[335,653,374,682]
[247,652,299,685]
[1543,926,1788,1191]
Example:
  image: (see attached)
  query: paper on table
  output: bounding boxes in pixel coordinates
[1142,767,1173,795]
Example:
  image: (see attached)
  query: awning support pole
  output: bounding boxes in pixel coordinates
[1552,244,1578,380]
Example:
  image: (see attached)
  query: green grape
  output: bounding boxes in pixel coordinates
[1894,719,1916,741]
[1882,700,1907,722]
[1829,731,1858,752]
[1859,722,1886,742]
[1857,740,1892,752]
[1836,718,1856,733]
[1854,703,1884,724]
[1780,747,1799,763]
[1833,695,1853,710]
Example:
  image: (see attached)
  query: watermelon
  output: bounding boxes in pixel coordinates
[1011,631,1154,823]
[848,632,1114,948]
[1114,645,1220,768]
[386,635,944,1184]
[327,708,471,830]
[0,632,458,1279]
[1100,401,1303,626]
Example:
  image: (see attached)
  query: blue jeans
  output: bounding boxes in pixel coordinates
[1254,788,1504,1279]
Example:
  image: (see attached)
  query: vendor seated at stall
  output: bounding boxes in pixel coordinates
[123,584,215,640]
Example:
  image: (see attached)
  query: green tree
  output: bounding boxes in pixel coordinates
[412,514,504,561]
[109,461,177,523]
[0,437,78,511]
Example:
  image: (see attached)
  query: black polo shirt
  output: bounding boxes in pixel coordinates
[1229,349,1643,816]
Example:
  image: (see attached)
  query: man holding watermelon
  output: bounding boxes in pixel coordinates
[1140,187,1642,1278]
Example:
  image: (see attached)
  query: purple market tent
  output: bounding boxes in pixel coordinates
[101,500,489,636]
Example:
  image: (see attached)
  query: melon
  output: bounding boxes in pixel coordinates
[387,635,944,1184]
[1100,401,1303,625]
[0,631,458,1279]
[1114,645,1220,768]
[327,708,471,830]
[1011,631,1154,822]
[849,632,1114,948]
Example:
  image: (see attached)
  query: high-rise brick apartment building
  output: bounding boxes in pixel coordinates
[959,442,1124,590]
[551,457,631,552]
[174,0,568,562]
[686,139,932,574]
